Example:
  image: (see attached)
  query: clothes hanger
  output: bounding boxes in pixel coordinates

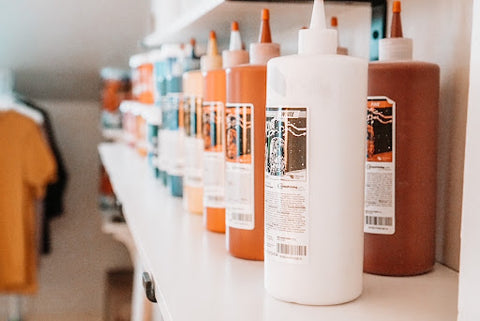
[0,95,44,125]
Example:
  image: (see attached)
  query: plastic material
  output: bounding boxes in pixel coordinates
[222,22,249,69]
[264,0,368,305]
[250,9,281,65]
[226,8,280,261]
[202,69,227,233]
[298,0,337,55]
[165,55,185,197]
[200,31,223,72]
[364,1,440,276]
[379,1,411,61]
[183,70,204,214]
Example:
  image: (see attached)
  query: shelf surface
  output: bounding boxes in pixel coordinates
[99,142,459,321]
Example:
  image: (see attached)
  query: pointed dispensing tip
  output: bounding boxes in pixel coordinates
[190,38,196,47]
[331,16,338,28]
[390,1,403,38]
[262,8,269,20]
[309,0,327,30]
[393,1,401,13]
[207,31,219,55]
[259,9,272,43]
[209,31,216,40]
[229,21,243,50]
[231,21,239,31]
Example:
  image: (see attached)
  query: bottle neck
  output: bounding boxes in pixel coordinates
[298,28,337,55]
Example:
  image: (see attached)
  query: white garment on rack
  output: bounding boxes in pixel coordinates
[0,95,44,125]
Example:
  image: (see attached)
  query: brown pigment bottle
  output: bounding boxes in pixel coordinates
[364,1,440,276]
[225,9,280,260]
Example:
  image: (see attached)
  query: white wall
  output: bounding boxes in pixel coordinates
[0,0,151,99]
[0,101,131,320]
[458,1,480,320]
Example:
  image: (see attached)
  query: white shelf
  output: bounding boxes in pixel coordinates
[145,1,372,56]
[99,142,459,321]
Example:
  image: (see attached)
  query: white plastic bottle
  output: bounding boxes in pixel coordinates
[264,0,368,305]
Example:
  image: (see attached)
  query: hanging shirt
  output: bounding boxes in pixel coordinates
[0,111,56,294]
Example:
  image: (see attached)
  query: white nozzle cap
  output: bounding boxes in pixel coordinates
[379,38,413,61]
[229,31,243,51]
[298,0,337,55]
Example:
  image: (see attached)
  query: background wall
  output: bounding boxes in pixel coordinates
[0,0,151,99]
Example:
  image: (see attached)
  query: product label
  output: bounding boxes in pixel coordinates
[265,107,309,264]
[147,123,159,170]
[184,137,204,188]
[365,97,396,235]
[184,96,204,187]
[202,101,225,208]
[203,152,225,208]
[225,103,254,230]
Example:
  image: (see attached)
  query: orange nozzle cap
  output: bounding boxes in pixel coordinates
[262,8,269,20]
[231,21,239,31]
[190,38,196,47]
[393,1,401,13]
[207,31,219,55]
[390,1,403,37]
[331,16,338,27]
[259,9,272,43]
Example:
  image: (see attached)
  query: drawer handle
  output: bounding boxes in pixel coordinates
[142,272,157,303]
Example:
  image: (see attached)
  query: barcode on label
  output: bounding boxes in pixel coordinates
[366,216,393,226]
[230,213,253,222]
[276,243,307,257]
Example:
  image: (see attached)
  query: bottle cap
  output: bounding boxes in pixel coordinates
[223,22,249,68]
[249,9,281,65]
[183,38,201,72]
[183,70,203,98]
[200,31,223,72]
[331,16,338,28]
[379,1,413,61]
[298,0,337,55]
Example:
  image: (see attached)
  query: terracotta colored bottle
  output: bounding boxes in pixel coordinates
[364,1,440,276]
[201,31,226,233]
[225,9,280,260]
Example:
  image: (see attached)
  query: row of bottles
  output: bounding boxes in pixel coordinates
[118,0,439,306]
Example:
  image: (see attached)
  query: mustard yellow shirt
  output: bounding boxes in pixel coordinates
[0,111,56,294]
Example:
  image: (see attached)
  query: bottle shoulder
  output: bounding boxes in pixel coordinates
[268,53,367,68]
[369,60,440,72]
